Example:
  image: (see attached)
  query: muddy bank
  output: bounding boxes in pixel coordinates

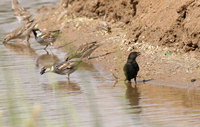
[59,0,200,52]
[34,0,200,86]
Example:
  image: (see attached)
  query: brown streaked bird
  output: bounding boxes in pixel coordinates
[123,52,140,84]
[65,41,101,60]
[2,20,36,43]
[40,58,82,80]
[12,0,32,23]
[32,29,61,51]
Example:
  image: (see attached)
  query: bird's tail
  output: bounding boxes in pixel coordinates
[50,30,61,38]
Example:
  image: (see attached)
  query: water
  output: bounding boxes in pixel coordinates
[1,0,200,127]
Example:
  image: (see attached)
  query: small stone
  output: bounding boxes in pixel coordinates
[164,51,172,56]
[191,79,196,82]
[127,46,133,51]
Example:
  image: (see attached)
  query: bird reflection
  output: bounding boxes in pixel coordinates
[42,81,81,94]
[36,50,60,68]
[125,82,141,113]
[2,41,38,57]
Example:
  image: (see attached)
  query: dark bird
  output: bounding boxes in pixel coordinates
[32,29,61,51]
[3,20,36,43]
[40,58,81,80]
[64,41,101,60]
[123,52,140,84]
[12,0,32,23]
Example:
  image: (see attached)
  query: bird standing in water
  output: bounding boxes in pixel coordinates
[2,20,36,44]
[32,29,61,51]
[40,41,102,80]
[40,58,82,80]
[123,52,140,84]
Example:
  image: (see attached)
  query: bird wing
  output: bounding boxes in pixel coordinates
[123,62,139,80]
[76,41,97,54]
[135,62,139,72]
[75,41,102,58]
[56,62,75,70]
[49,30,60,33]
[49,30,61,38]
[41,31,60,39]
[41,33,52,39]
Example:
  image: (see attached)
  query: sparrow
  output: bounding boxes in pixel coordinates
[40,58,82,80]
[12,0,32,23]
[65,41,101,60]
[123,52,140,84]
[2,20,36,43]
[32,29,61,50]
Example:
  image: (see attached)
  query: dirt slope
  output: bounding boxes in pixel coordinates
[60,0,200,52]
[35,0,200,86]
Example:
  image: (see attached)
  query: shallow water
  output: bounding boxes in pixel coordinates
[1,0,200,127]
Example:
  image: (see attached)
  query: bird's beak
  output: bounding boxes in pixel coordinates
[40,68,46,75]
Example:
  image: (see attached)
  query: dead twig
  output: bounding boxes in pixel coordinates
[88,52,113,60]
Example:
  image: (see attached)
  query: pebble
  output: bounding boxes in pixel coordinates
[191,79,196,82]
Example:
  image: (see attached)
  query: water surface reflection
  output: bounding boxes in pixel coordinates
[3,41,37,57]
[1,0,200,127]
[125,83,141,114]
[36,50,60,67]
[42,81,81,93]
[123,82,200,126]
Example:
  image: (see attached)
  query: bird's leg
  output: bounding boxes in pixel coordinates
[44,45,48,50]
[143,79,146,84]
[134,78,137,84]
[67,74,70,81]
[25,35,30,44]
[49,46,53,54]
[44,49,49,54]
[50,42,54,47]
[22,35,30,46]
[49,43,54,54]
